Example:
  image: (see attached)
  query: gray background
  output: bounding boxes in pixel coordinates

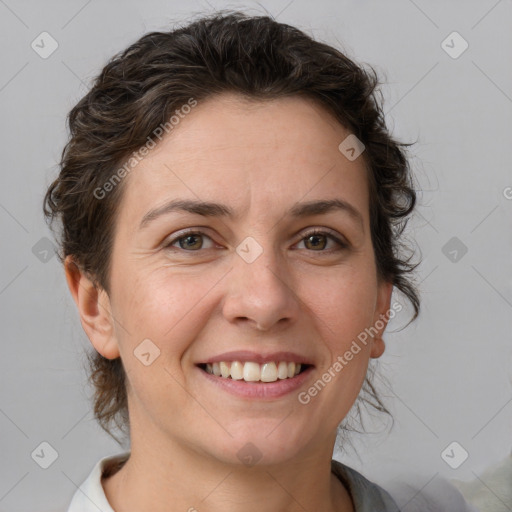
[0,0,510,510]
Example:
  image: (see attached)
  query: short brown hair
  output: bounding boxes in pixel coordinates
[44,11,420,443]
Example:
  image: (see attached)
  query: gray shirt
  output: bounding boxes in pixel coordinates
[331,459,400,511]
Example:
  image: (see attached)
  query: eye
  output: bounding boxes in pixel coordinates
[296,229,347,252]
[164,230,215,251]
[163,228,348,253]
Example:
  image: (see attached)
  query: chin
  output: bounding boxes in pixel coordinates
[202,422,312,468]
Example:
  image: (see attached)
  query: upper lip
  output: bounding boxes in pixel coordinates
[197,350,314,365]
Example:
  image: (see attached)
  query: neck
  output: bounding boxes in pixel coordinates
[102,404,354,512]
[103,418,353,512]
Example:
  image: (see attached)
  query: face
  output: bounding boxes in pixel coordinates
[70,93,392,466]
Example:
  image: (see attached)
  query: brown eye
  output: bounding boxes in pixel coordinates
[304,233,328,250]
[178,234,203,250]
[165,231,215,251]
[296,230,347,252]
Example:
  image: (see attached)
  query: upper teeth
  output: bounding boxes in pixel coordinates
[204,361,302,382]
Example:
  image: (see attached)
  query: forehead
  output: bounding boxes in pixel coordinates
[117,93,369,228]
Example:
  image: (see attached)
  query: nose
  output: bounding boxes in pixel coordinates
[222,242,300,332]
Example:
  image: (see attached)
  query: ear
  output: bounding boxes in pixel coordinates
[370,280,394,359]
[64,255,120,359]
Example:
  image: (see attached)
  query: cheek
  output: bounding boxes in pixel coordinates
[300,264,378,344]
[113,269,217,354]
[301,271,377,414]
[112,272,217,412]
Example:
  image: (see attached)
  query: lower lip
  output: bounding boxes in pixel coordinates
[197,366,314,399]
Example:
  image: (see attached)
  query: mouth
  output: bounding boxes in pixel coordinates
[195,350,315,398]
[198,361,312,383]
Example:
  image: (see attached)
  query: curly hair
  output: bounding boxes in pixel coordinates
[44,11,420,443]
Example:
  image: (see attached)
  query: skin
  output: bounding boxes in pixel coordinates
[65,92,393,512]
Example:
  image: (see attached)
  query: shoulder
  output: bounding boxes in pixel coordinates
[384,474,482,512]
[332,460,480,512]
[331,459,400,511]
[451,454,512,512]
[66,452,130,512]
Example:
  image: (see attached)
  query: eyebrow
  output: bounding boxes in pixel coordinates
[139,198,364,231]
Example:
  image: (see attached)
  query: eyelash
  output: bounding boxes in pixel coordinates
[163,228,348,253]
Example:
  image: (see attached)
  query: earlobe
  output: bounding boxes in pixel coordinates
[370,280,394,359]
[64,255,120,360]
[370,337,386,359]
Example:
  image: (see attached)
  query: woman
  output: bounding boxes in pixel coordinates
[44,11,468,511]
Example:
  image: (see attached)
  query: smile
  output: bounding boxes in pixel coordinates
[200,361,309,382]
